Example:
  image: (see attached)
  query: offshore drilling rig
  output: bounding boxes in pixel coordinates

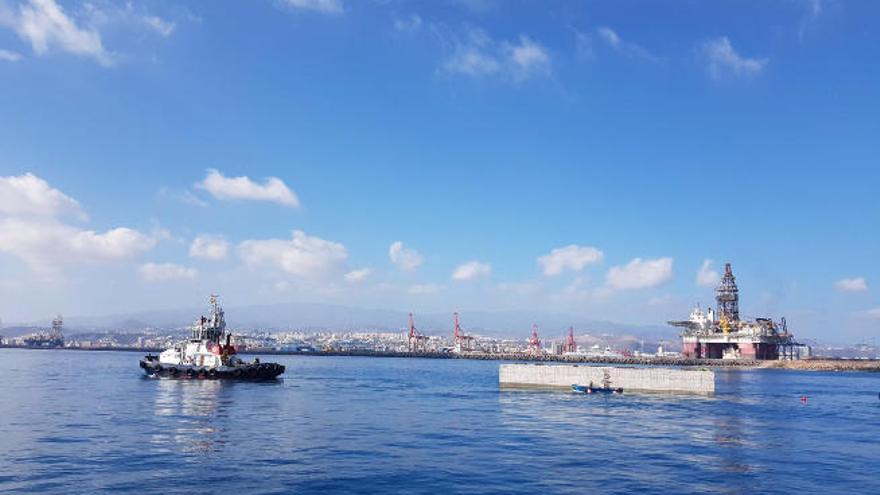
[668,263,799,360]
[23,315,65,348]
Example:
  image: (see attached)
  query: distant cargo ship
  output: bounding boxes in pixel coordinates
[23,316,65,348]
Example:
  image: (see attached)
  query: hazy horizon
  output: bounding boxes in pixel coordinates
[1,0,879,343]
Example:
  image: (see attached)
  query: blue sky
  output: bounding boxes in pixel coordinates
[0,0,878,342]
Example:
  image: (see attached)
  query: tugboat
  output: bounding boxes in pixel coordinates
[139,295,284,380]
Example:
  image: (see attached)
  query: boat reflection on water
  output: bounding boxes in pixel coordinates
[148,378,261,455]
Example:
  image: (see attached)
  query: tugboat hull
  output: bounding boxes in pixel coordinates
[140,356,284,380]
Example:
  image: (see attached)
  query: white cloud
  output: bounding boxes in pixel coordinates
[282,0,343,15]
[394,14,421,33]
[389,241,423,271]
[139,262,196,282]
[699,37,767,79]
[451,260,491,281]
[537,244,603,276]
[605,257,673,291]
[443,47,500,76]
[505,35,550,79]
[0,48,21,61]
[63,226,152,259]
[408,283,442,295]
[142,15,174,38]
[196,169,300,208]
[596,26,621,48]
[239,230,348,279]
[440,27,500,76]
[696,259,719,287]
[835,277,868,293]
[157,188,210,208]
[189,235,229,261]
[439,26,551,81]
[596,26,658,62]
[179,190,209,208]
[80,2,178,39]
[0,173,155,271]
[344,267,373,283]
[0,172,84,219]
[0,217,155,270]
[1,0,113,66]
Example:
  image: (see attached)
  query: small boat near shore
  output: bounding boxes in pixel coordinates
[139,295,284,380]
[571,383,623,395]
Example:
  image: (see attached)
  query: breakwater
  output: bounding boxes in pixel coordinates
[3,345,878,371]
[759,359,880,372]
[288,349,760,367]
[499,363,716,394]
[278,350,880,371]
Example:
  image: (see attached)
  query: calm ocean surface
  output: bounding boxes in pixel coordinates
[0,349,878,494]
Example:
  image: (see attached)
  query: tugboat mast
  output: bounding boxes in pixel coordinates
[192,294,226,343]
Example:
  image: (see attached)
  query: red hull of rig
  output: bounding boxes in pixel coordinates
[681,341,781,360]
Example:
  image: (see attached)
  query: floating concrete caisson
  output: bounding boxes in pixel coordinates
[499,363,715,395]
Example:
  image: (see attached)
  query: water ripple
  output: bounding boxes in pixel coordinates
[0,350,878,494]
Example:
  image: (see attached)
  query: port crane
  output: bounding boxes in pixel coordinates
[563,326,577,353]
[453,312,475,352]
[528,324,542,357]
[407,313,429,352]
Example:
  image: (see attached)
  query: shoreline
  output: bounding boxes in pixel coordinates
[2,345,878,372]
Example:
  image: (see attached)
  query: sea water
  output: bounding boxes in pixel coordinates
[0,349,878,494]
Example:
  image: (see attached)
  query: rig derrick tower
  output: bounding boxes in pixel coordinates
[715,263,740,325]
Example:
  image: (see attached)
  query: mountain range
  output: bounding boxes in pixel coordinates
[2,302,676,340]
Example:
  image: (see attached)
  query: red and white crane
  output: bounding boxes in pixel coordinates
[528,324,542,357]
[453,312,474,352]
[407,312,429,352]
[563,326,577,354]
